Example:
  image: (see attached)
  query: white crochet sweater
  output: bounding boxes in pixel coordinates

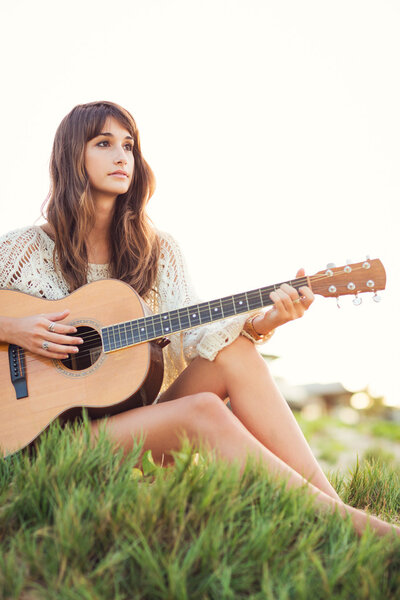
[0,226,252,395]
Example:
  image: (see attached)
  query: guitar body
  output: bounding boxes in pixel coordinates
[0,280,165,457]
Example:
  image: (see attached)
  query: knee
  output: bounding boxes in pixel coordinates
[215,333,265,371]
[183,392,232,434]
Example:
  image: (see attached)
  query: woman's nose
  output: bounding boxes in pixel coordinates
[113,147,128,165]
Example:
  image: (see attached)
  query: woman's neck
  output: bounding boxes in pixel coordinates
[86,198,115,263]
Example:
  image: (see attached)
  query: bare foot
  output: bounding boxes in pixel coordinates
[337,503,400,539]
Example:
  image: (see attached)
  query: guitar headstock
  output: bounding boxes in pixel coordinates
[309,259,386,299]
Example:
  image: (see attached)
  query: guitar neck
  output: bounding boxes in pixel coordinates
[101,276,308,353]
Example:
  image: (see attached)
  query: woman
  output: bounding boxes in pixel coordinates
[0,100,398,539]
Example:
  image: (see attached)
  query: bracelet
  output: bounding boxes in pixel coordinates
[242,312,275,343]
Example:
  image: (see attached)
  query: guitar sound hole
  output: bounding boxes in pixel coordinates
[60,326,102,371]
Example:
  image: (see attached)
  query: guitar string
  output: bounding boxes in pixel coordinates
[45,264,376,348]
[9,274,317,364]
[10,265,381,371]
[11,265,380,371]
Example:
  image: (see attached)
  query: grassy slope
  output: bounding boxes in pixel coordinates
[0,418,400,600]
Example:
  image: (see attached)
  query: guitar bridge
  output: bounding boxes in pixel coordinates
[8,344,28,399]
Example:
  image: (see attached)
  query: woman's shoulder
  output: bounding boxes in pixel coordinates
[155,228,185,258]
[0,225,54,258]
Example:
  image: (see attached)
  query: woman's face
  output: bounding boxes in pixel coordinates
[84,116,135,199]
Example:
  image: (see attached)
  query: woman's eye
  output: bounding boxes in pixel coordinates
[97,140,109,147]
[125,143,134,151]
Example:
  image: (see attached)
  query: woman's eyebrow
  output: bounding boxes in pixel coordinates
[97,132,134,141]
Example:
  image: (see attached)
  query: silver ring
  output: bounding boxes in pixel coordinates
[292,298,301,304]
[48,322,55,332]
[42,341,50,351]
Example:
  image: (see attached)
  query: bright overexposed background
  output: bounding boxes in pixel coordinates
[1,0,399,405]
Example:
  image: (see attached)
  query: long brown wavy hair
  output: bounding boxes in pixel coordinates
[43,100,160,298]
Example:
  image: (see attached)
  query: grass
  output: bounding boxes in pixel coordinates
[1,417,400,599]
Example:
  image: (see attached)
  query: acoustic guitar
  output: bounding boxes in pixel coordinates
[0,259,386,457]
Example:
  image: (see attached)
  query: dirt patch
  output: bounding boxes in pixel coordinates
[309,425,400,474]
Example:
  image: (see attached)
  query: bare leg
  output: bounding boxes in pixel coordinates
[90,392,400,539]
[158,335,342,501]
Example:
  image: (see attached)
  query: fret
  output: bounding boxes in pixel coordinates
[110,324,117,350]
[125,322,134,346]
[209,299,223,321]
[258,288,263,307]
[246,289,262,311]
[130,319,140,344]
[168,309,181,333]
[136,318,147,342]
[114,325,121,348]
[220,295,235,317]
[233,293,248,314]
[145,316,156,340]
[177,307,190,330]
[119,323,127,347]
[261,286,272,306]
[160,312,173,335]
[102,327,110,352]
[152,314,164,338]
[198,302,212,324]
[188,307,201,328]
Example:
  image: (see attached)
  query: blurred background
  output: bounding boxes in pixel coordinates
[1,1,399,440]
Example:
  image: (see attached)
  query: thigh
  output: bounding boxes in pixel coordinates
[157,354,229,405]
[89,392,208,463]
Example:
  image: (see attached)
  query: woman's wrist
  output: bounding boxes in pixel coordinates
[242,312,275,343]
[0,316,14,343]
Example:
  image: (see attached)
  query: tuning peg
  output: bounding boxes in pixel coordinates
[344,259,353,273]
[336,298,341,309]
[352,295,362,306]
[326,262,336,269]
[373,293,382,303]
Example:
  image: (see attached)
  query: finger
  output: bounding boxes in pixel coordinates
[38,349,70,360]
[272,289,296,314]
[47,332,84,345]
[41,310,77,335]
[280,283,301,302]
[43,309,71,321]
[39,341,81,356]
[296,268,305,278]
[299,286,314,309]
[46,322,79,335]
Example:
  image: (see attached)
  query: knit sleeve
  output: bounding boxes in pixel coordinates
[0,227,41,289]
[156,231,249,362]
[0,226,69,299]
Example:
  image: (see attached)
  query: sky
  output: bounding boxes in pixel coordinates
[0,0,399,406]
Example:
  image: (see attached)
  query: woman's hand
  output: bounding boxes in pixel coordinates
[2,309,83,359]
[252,268,314,336]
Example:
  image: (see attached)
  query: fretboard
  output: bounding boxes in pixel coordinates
[101,277,308,353]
